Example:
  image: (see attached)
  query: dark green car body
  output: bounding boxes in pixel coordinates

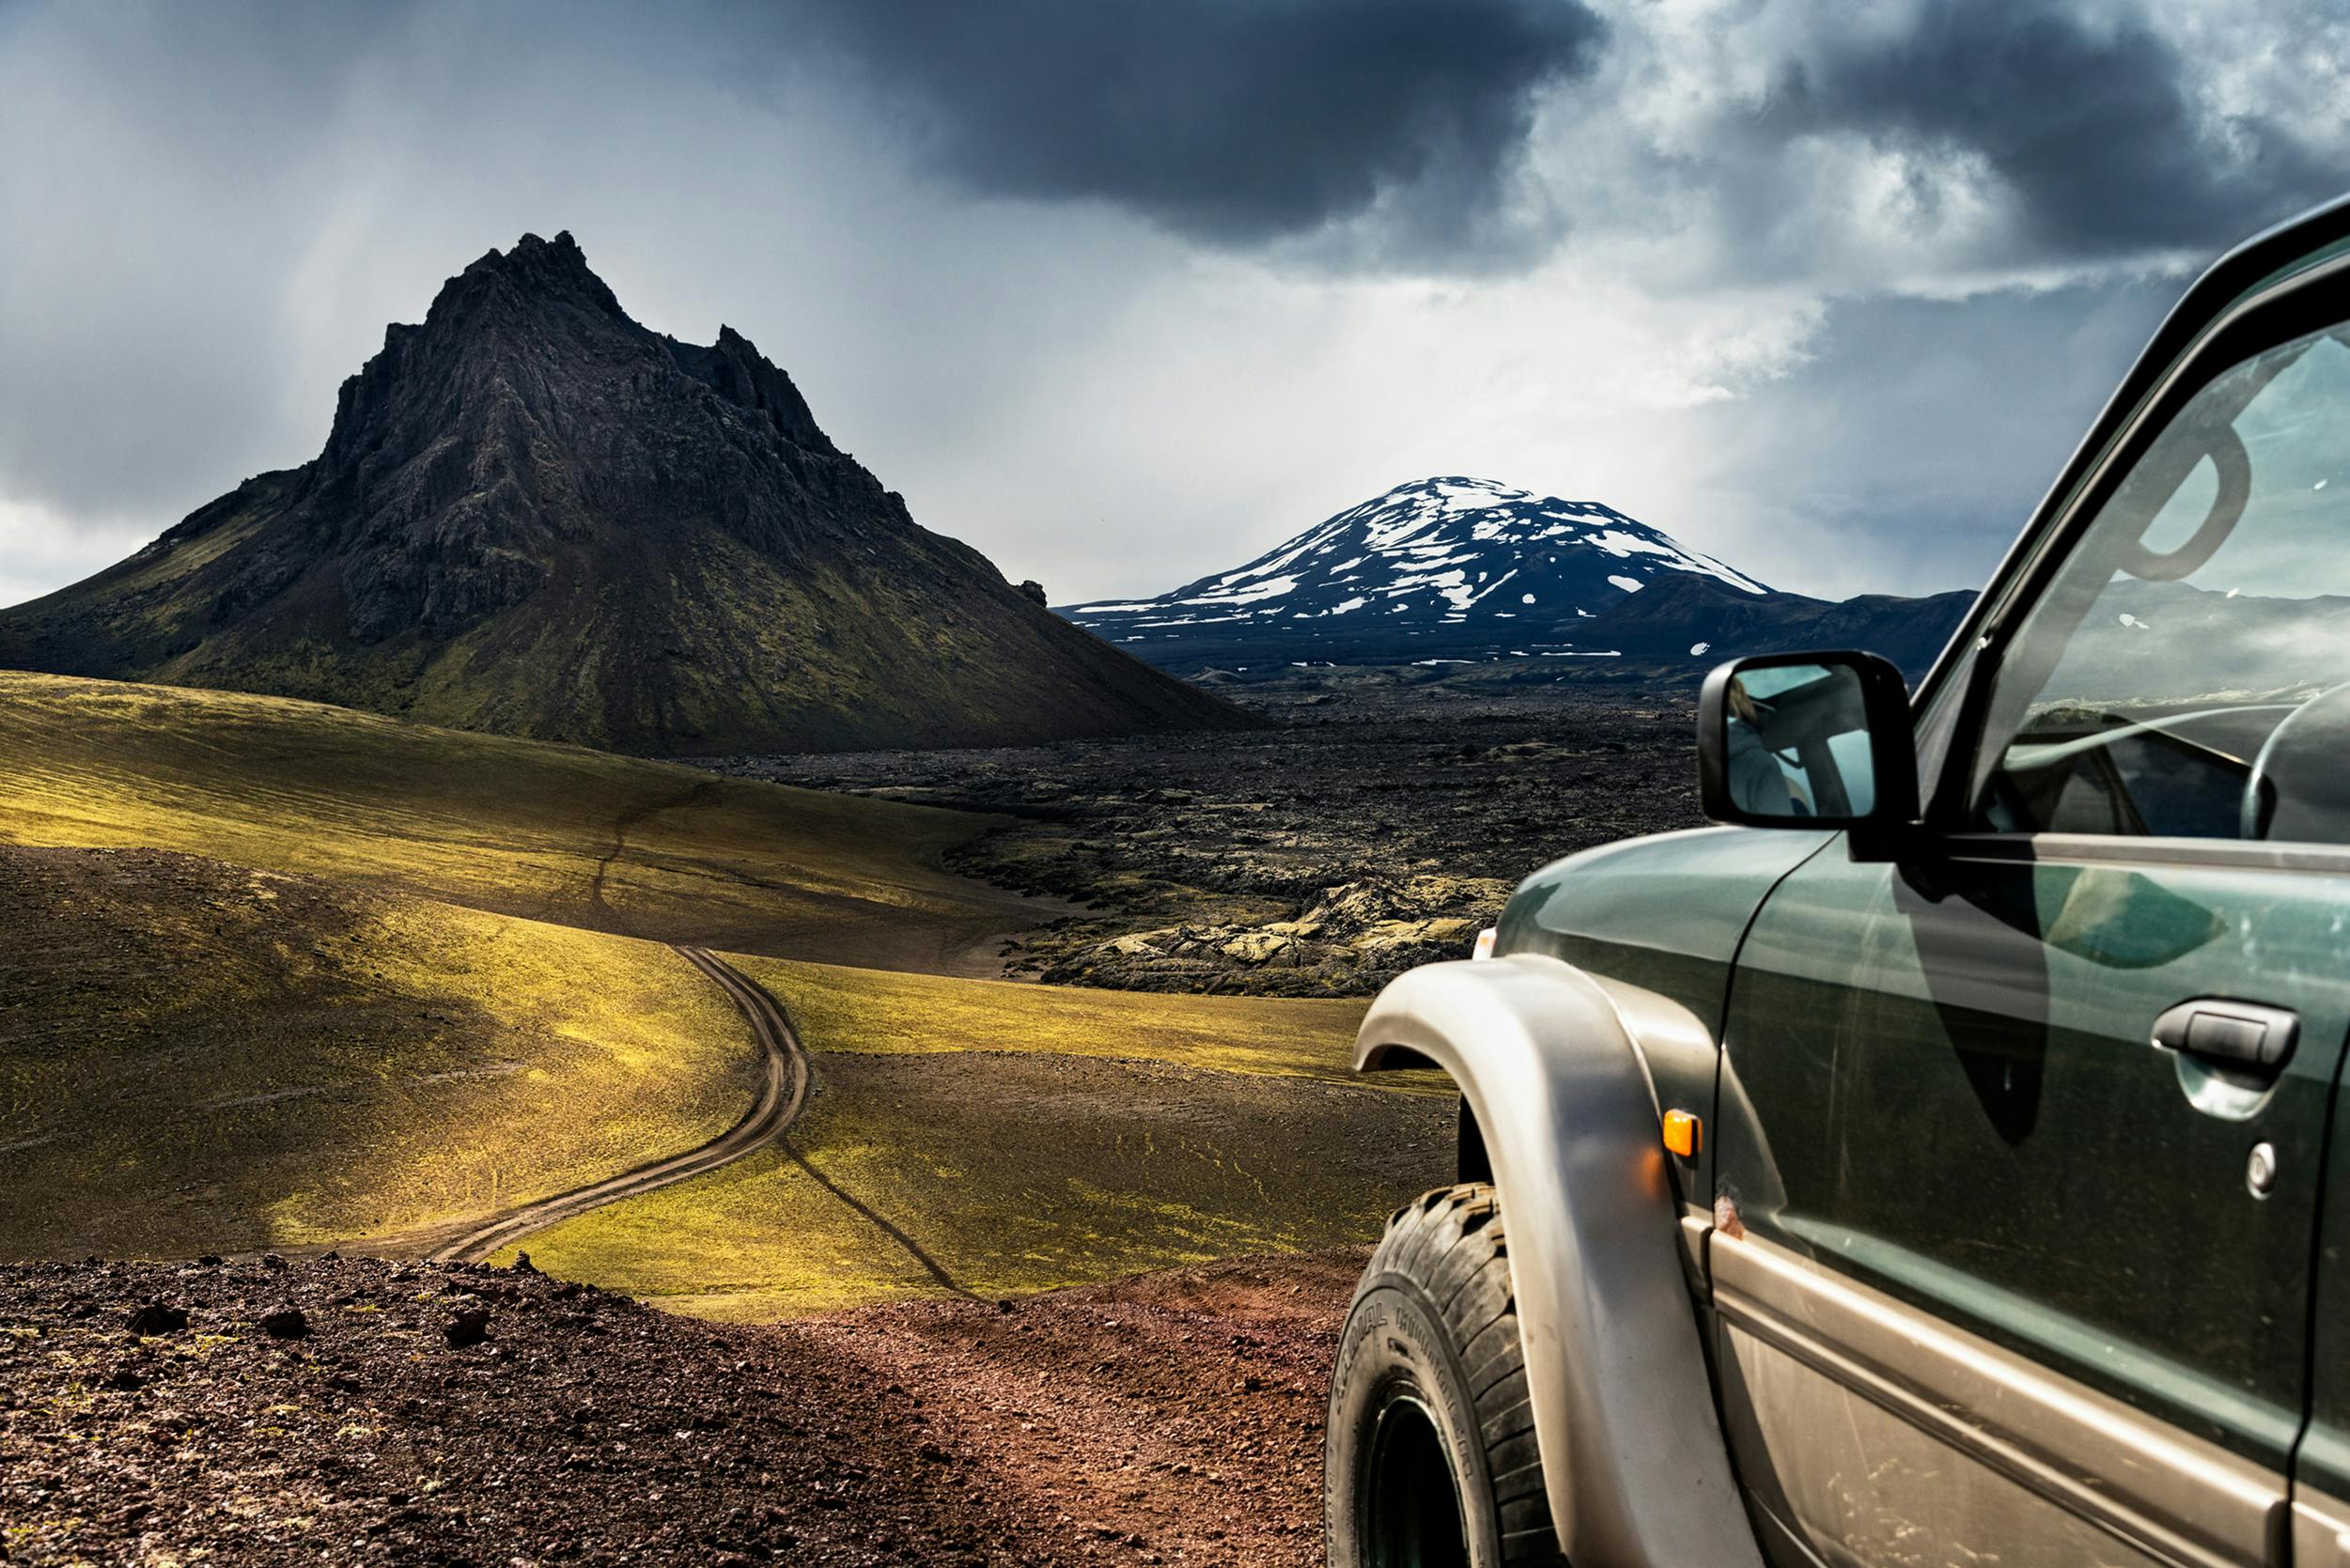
[1476,201,2350,1566]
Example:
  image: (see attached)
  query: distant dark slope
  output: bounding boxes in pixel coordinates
[1575,575,1977,684]
[0,232,1240,754]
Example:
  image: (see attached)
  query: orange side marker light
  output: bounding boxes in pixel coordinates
[1662,1110,1702,1158]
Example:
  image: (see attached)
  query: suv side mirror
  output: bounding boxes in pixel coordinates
[1698,651,1919,853]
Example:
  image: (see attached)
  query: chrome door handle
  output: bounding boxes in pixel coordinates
[2151,999,2299,1072]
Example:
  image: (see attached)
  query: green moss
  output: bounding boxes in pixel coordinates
[0,671,1023,964]
[735,954,1447,1093]
[511,959,1450,1318]
[0,847,760,1258]
[513,1050,1454,1321]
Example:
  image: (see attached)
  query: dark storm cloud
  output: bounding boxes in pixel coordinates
[5,0,2347,611]
[780,0,1608,248]
[1762,0,2341,258]
[1690,276,2184,596]
[760,0,2342,281]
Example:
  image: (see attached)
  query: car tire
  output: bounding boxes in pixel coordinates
[1326,1183,1565,1568]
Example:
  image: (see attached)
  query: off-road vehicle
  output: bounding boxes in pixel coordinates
[1326,197,2350,1568]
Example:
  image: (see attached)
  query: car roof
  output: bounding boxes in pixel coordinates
[2118,193,2350,438]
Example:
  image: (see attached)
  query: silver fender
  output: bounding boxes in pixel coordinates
[1356,953,1763,1568]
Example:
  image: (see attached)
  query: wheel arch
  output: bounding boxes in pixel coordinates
[1355,954,1764,1568]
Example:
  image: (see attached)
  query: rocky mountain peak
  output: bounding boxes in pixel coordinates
[668,322,835,456]
[0,231,1243,753]
[319,231,645,474]
[399,231,631,354]
[452,230,624,318]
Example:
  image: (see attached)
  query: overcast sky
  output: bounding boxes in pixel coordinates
[2,0,2344,609]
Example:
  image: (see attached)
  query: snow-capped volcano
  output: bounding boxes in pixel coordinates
[1058,476,1775,663]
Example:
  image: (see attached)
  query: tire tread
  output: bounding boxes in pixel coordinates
[1339,1183,1564,1567]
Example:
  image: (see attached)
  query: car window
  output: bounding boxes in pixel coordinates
[1970,320,2350,844]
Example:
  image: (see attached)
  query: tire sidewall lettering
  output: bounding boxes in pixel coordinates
[1328,1275,1508,1567]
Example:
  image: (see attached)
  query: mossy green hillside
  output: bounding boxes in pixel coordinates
[507,959,1451,1318]
[731,955,1436,1091]
[510,1051,1453,1321]
[0,845,759,1260]
[0,671,1035,966]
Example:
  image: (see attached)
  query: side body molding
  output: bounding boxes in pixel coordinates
[1357,954,1763,1568]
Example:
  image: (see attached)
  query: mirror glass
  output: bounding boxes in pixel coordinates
[1722,662,1876,819]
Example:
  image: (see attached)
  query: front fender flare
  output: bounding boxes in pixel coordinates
[1356,954,1762,1568]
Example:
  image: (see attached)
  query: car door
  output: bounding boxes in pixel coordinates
[1709,261,2350,1567]
[2297,1106,2350,1566]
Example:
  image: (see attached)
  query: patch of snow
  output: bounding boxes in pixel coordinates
[1213,522,1342,586]
[1185,573,1299,607]
[1388,567,1473,608]
[1584,527,1767,595]
[1590,529,1673,560]
[1690,641,1711,656]
[1521,593,1536,605]
[1362,508,1440,551]
[1430,479,1527,513]
[1608,575,1642,593]
[1387,552,1477,575]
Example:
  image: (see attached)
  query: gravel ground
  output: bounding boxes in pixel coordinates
[0,1249,1369,1566]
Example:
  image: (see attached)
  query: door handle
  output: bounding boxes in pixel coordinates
[2151,999,2299,1072]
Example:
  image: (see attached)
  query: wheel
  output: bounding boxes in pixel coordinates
[1326,1183,1564,1568]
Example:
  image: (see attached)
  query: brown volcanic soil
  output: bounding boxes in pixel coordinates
[0,1249,1363,1566]
[703,676,1700,995]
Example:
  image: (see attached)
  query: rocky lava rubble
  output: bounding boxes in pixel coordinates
[0,1249,1368,1565]
[708,678,1700,996]
[1043,873,1512,993]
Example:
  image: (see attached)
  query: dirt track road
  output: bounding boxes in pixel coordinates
[428,946,805,1265]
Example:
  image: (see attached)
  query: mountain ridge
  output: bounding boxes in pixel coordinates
[0,232,1243,754]
[1059,476,1972,681]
